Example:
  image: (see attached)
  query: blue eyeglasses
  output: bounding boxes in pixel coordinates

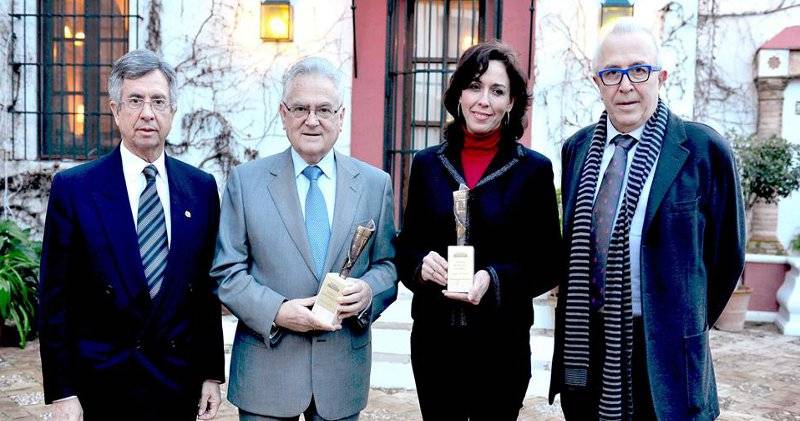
[596,64,662,86]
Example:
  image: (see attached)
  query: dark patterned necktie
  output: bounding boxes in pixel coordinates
[589,134,637,311]
[302,165,330,279]
[138,165,169,298]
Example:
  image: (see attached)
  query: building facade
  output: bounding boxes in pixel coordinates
[1,0,799,247]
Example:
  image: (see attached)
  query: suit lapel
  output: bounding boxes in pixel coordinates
[323,152,362,277]
[266,149,317,277]
[91,148,150,314]
[643,112,689,233]
[564,130,594,234]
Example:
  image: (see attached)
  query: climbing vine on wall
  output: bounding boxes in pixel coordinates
[165,0,351,179]
[694,0,800,135]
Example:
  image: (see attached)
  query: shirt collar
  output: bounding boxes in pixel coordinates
[606,121,646,145]
[120,141,167,181]
[291,148,336,179]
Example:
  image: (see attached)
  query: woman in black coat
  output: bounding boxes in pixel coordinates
[395,41,562,420]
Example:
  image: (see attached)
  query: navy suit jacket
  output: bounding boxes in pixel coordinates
[39,147,224,411]
[550,111,745,420]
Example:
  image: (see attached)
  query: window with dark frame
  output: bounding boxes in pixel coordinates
[40,0,135,160]
[410,0,480,151]
[384,0,486,217]
[9,0,140,161]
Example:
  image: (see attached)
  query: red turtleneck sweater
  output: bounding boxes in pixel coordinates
[461,130,501,188]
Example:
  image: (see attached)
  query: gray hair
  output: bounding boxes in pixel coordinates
[108,49,178,111]
[592,18,662,72]
[281,56,343,106]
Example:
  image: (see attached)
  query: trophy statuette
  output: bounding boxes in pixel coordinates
[447,184,474,292]
[312,220,376,324]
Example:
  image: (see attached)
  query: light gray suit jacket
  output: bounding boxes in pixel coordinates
[211,148,397,419]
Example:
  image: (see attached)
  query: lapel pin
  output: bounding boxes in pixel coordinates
[185,210,192,218]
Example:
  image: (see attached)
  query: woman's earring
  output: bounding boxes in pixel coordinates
[504,110,510,126]
[457,103,463,119]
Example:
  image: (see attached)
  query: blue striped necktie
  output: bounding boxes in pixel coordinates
[138,164,169,298]
[302,165,330,279]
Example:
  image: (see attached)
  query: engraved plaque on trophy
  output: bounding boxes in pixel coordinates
[312,220,376,324]
[447,184,474,293]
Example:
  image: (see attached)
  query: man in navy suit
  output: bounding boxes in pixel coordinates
[550,20,745,420]
[39,49,224,420]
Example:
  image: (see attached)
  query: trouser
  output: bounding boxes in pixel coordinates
[81,386,198,421]
[410,324,530,421]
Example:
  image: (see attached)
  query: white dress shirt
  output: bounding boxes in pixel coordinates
[120,142,172,247]
[593,122,660,316]
[291,148,336,225]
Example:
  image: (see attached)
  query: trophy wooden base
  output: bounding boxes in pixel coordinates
[447,245,474,293]
[311,273,348,325]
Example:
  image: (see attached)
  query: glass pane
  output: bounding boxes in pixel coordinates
[413,63,444,122]
[412,126,441,151]
[448,0,479,58]
[415,0,445,59]
[42,0,128,158]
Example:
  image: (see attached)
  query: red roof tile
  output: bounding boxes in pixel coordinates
[760,26,800,50]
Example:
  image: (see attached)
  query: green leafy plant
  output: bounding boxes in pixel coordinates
[733,134,800,207]
[791,231,800,254]
[0,219,41,348]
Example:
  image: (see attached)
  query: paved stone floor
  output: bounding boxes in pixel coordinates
[1,322,798,420]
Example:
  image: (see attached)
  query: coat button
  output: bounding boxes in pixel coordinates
[104,286,113,296]
[135,339,144,351]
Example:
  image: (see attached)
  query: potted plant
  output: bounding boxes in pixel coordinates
[716,135,800,332]
[735,134,800,254]
[0,219,41,348]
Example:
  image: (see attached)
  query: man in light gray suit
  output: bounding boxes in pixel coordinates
[211,56,397,421]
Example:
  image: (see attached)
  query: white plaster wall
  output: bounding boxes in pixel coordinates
[157,0,354,186]
[0,0,355,228]
[780,79,800,250]
[530,0,603,175]
[629,0,699,121]
[693,0,800,136]
[531,0,698,180]
[1,0,11,156]
[1,0,38,160]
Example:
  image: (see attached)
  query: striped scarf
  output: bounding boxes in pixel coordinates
[562,100,668,420]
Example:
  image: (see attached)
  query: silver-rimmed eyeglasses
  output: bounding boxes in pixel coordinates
[120,97,172,112]
[282,102,341,120]
[596,64,662,86]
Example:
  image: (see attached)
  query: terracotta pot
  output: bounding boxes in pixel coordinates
[715,286,753,332]
[748,200,785,255]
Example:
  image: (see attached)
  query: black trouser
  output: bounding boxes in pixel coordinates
[560,315,657,420]
[80,367,200,421]
[82,394,198,421]
[410,324,530,421]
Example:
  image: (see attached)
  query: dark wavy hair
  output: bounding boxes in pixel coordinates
[442,40,531,144]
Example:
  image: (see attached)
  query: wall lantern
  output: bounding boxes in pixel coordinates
[600,0,634,30]
[261,1,293,42]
